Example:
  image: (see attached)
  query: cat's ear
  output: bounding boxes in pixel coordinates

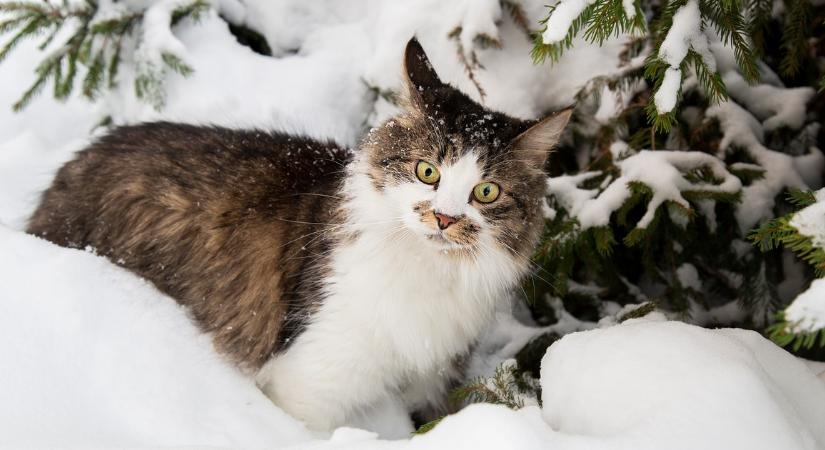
[511,108,573,168]
[404,37,446,107]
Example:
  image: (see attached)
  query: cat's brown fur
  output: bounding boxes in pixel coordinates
[28,124,349,368]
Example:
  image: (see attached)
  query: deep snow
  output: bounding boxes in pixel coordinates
[1,0,825,448]
[2,228,825,449]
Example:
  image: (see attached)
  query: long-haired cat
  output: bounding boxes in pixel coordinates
[28,38,571,431]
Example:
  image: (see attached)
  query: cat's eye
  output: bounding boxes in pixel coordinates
[416,161,440,185]
[473,182,500,203]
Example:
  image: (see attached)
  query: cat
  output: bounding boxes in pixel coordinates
[27,37,571,431]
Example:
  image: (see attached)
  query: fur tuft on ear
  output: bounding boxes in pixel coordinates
[403,37,446,105]
[511,108,573,168]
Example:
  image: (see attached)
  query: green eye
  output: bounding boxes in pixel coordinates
[416,161,440,184]
[473,182,500,203]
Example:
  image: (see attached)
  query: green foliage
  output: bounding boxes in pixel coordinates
[750,196,825,277]
[0,0,208,111]
[450,363,535,410]
[412,417,443,435]
[414,361,540,435]
[779,0,812,78]
[531,0,644,65]
[532,0,811,131]
[768,312,825,351]
[749,189,825,349]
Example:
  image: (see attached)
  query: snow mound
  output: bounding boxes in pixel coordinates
[541,319,825,449]
[0,225,310,448]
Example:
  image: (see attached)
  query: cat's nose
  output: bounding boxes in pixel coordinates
[434,212,459,230]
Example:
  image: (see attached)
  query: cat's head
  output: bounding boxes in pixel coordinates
[355,38,570,264]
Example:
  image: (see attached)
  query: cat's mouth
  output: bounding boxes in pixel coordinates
[423,231,473,252]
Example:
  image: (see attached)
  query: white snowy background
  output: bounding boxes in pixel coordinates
[1,0,825,448]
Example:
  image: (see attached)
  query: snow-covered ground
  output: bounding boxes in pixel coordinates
[3,229,825,449]
[2,0,825,448]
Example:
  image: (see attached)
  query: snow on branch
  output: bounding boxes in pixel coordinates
[0,0,209,111]
[547,148,741,230]
[751,188,825,347]
[541,0,597,45]
[783,279,825,341]
[652,0,707,114]
[706,101,821,232]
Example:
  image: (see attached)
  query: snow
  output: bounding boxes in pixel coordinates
[653,0,710,113]
[548,150,741,229]
[2,220,825,447]
[789,188,825,250]
[784,192,825,333]
[706,101,818,233]
[541,0,595,45]
[622,0,637,21]
[1,0,825,447]
[541,319,825,449]
[657,0,701,67]
[282,320,825,450]
[676,262,701,290]
[0,224,312,448]
[654,66,682,113]
[785,279,825,333]
[712,42,815,131]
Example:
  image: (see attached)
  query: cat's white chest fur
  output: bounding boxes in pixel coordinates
[256,228,512,431]
[256,162,526,432]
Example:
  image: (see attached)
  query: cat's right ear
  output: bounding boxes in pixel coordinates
[403,37,446,109]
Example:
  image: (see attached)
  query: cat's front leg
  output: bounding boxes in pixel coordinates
[255,340,391,432]
[400,364,461,425]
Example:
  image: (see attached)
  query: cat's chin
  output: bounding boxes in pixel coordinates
[422,232,474,253]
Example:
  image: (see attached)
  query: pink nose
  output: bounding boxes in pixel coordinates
[434,212,458,230]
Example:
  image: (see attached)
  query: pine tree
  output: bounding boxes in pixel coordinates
[522,0,824,351]
[0,0,208,110]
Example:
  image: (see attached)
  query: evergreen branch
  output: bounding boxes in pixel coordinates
[768,312,825,351]
[0,15,30,34]
[0,14,48,63]
[779,0,812,77]
[171,0,210,25]
[82,50,105,99]
[750,215,825,276]
[532,4,597,65]
[685,50,727,104]
[501,0,532,38]
[12,58,53,111]
[746,0,772,57]
[161,52,194,77]
[699,0,759,83]
[451,363,529,410]
[413,417,444,435]
[786,189,817,207]
[617,301,658,322]
[0,0,208,111]
[447,27,488,102]
[584,0,646,45]
[728,163,765,183]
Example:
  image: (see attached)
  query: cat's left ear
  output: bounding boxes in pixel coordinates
[403,37,447,107]
[511,108,573,168]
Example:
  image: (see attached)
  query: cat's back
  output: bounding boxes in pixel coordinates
[29,121,351,245]
[53,122,349,200]
[28,122,352,367]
